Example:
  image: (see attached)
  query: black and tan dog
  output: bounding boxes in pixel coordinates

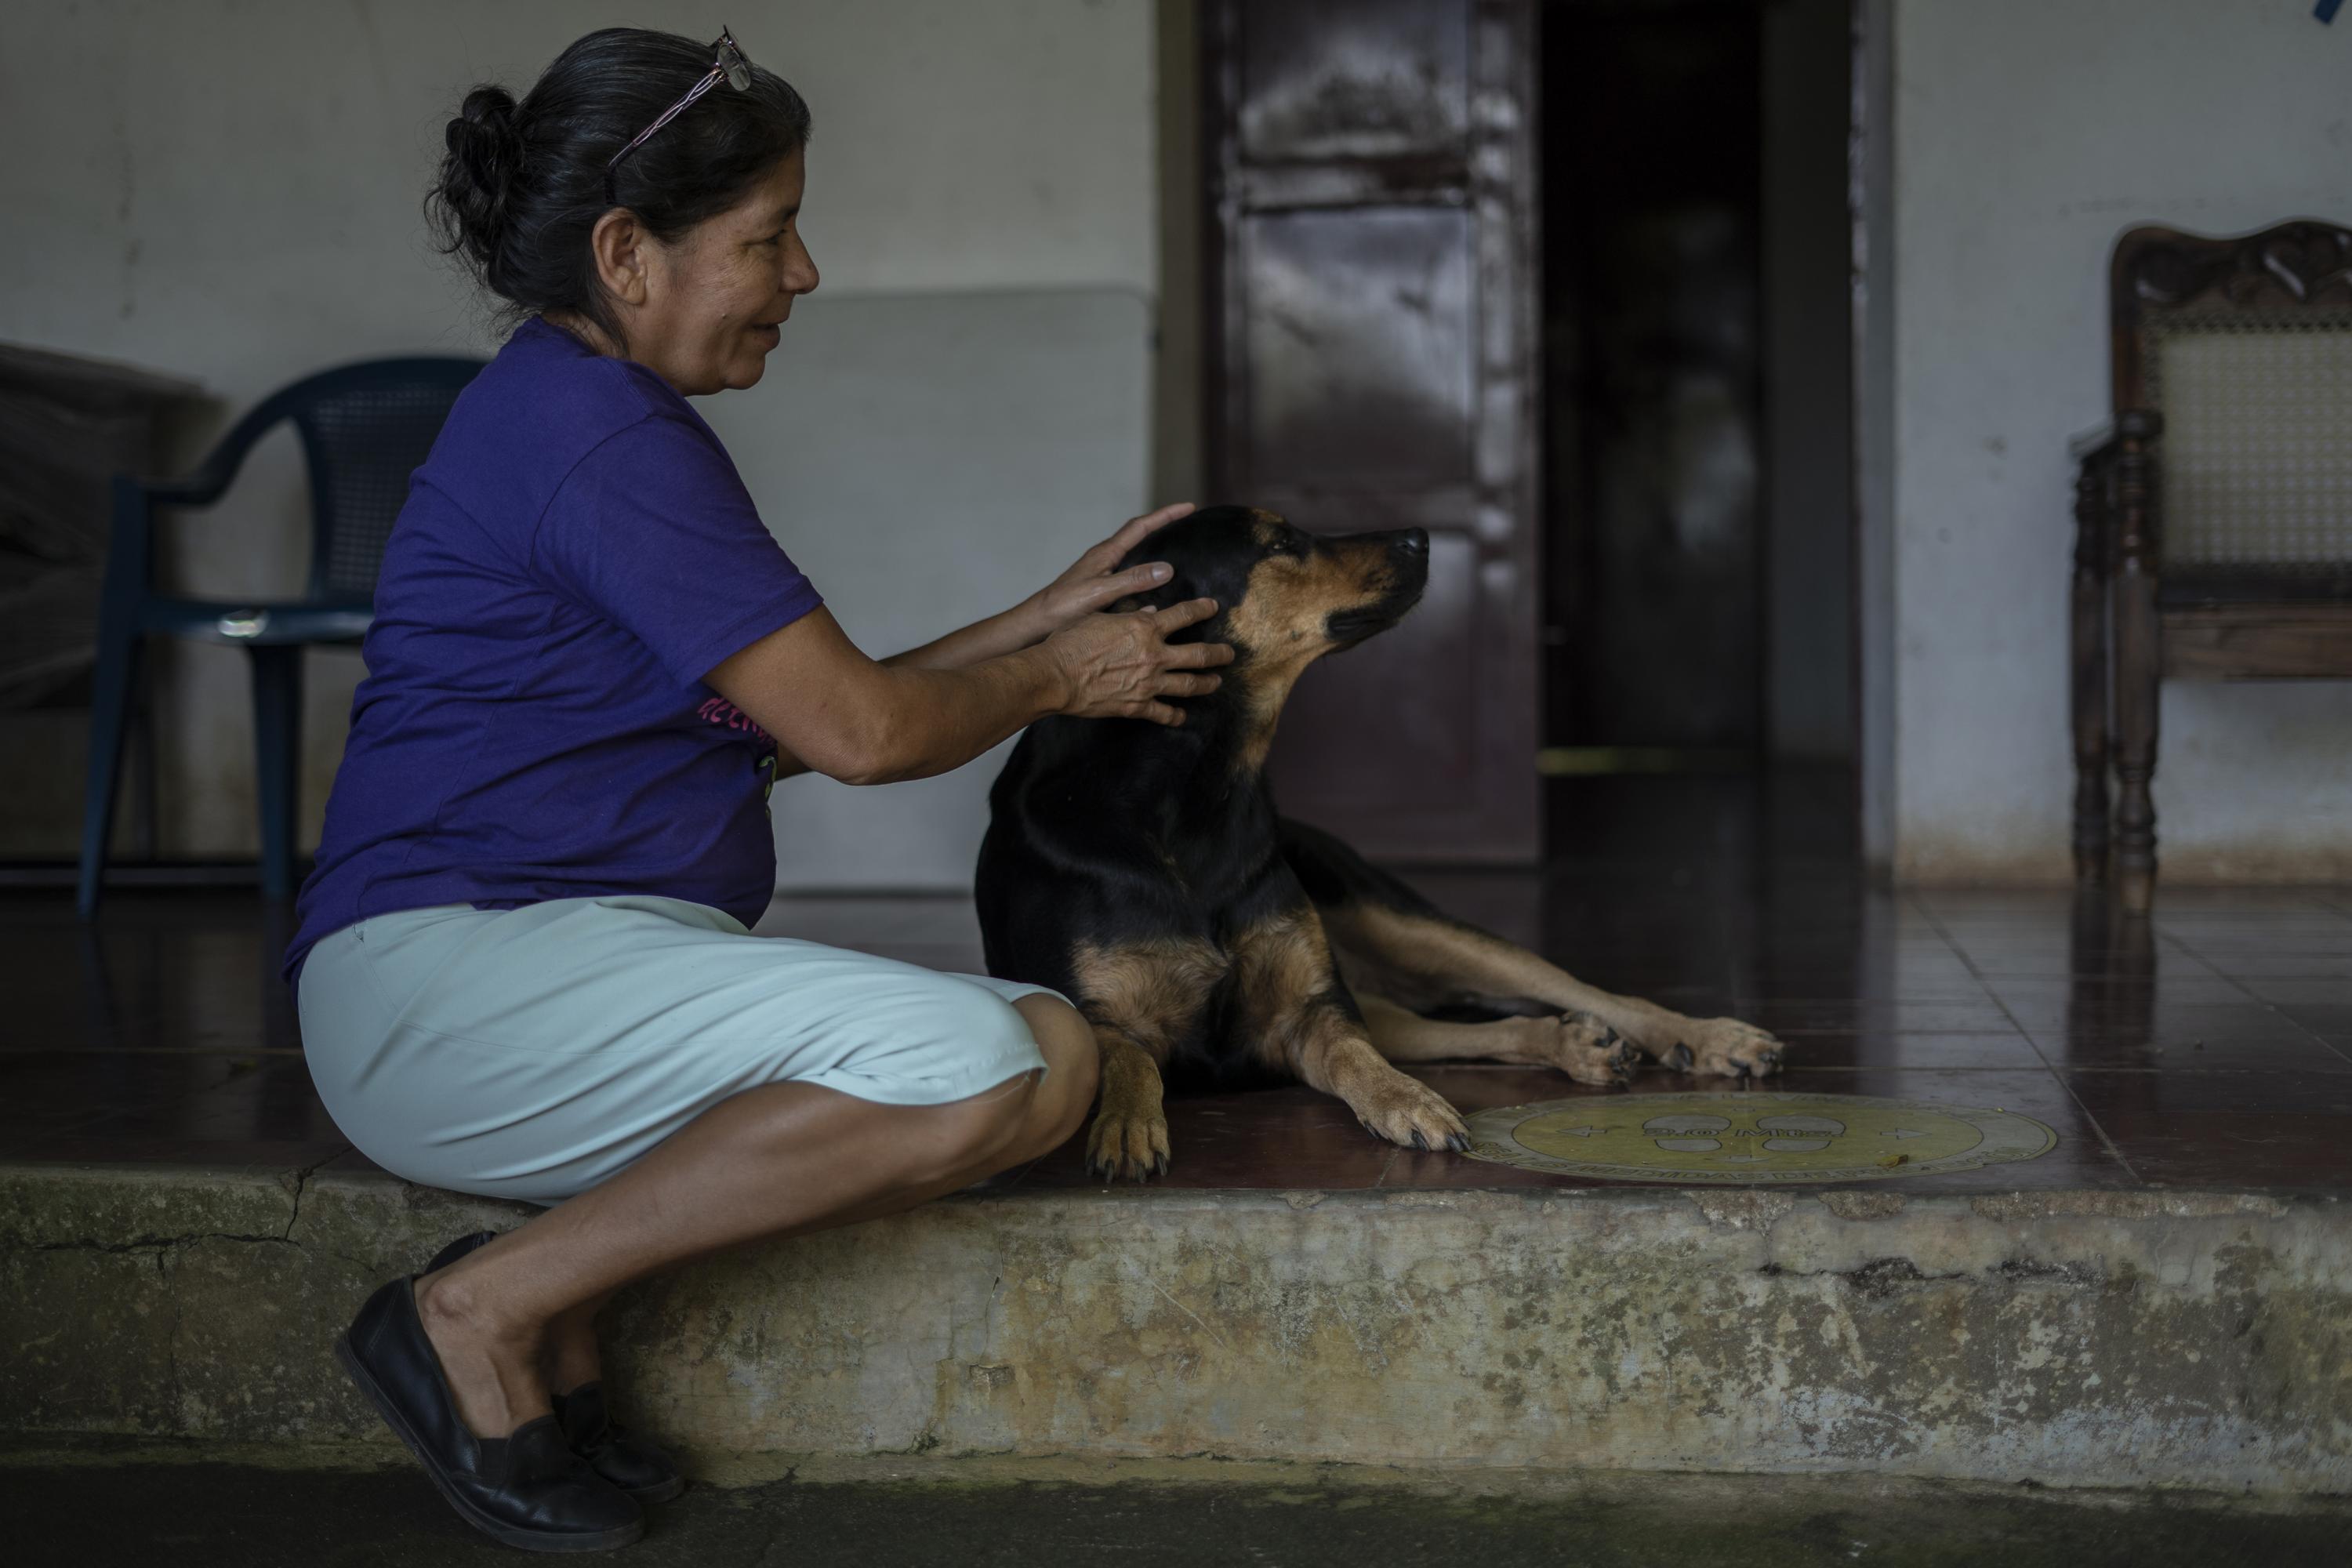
[978,505,1785,1179]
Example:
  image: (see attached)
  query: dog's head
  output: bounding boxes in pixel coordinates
[1112,505,1428,765]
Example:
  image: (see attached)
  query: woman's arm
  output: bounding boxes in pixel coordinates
[706,597,1230,788]
[873,602,1054,677]
[753,503,1201,779]
[880,503,1197,673]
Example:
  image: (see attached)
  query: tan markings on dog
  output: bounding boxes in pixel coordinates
[1221,907,1468,1147]
[1287,1004,1470,1150]
[1319,902,1787,1079]
[1227,904,1339,1074]
[1086,1021,1171,1180]
[1225,540,1396,774]
[1069,937,1228,1059]
[1356,992,1637,1087]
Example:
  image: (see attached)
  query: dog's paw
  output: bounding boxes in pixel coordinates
[1538,1014,1639,1087]
[1671,1018,1787,1079]
[1085,1106,1171,1181]
[1350,1076,1472,1154]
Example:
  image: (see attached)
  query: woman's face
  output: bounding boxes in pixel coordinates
[635,149,818,396]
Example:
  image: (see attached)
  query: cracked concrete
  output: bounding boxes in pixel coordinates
[4,1162,2350,1493]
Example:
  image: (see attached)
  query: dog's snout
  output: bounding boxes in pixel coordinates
[1395,528,1429,557]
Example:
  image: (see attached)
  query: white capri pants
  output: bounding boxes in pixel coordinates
[296,895,1069,1207]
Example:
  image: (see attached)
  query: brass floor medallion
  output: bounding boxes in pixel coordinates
[1463,1091,2056,1183]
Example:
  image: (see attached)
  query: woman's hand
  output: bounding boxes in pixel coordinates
[1017,503,1198,643]
[1042,597,1234,726]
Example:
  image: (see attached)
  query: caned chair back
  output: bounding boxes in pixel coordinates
[2111,221,2352,597]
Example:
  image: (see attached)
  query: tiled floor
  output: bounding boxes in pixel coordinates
[5,777,2349,1196]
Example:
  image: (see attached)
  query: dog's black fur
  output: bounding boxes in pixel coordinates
[978,506,1425,1087]
[978,505,1785,1179]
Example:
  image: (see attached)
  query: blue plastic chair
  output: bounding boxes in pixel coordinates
[77,357,485,917]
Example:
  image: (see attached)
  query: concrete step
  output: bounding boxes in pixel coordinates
[4,1159,2349,1494]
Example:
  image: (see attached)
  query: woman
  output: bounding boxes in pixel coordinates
[291,27,1230,1552]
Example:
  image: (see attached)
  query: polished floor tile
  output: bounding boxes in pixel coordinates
[0,1051,276,1144]
[2274,1004,2352,1037]
[1732,998,2022,1034]
[2063,1071,2352,1192]
[2035,1033,2352,1074]
[1935,940,2220,981]
[1981,975,2254,1012]
[1013,1087,1403,1192]
[1745,1031,2048,1072]
[1787,1066,2136,1189]
[5,1054,338,1156]
[14,1131,350,1169]
[2240,978,2352,1006]
[10,778,2352,1200]
[2164,953,2352,978]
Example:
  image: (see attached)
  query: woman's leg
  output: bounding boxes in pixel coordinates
[415,993,1097,1439]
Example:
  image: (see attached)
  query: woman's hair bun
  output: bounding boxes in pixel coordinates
[429,84,524,281]
[452,84,520,158]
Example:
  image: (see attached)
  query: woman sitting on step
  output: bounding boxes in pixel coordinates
[289,25,1230,1553]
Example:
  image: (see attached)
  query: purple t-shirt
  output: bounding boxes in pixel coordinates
[282,316,823,993]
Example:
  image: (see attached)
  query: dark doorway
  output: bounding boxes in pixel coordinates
[1537,0,1857,791]
[1541,2,1762,757]
[1196,0,1857,862]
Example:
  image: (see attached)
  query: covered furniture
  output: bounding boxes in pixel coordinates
[2071,220,2352,910]
[0,343,203,866]
[78,357,483,916]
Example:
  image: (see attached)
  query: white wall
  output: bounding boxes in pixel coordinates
[1857,0,1899,869]
[24,0,2347,892]
[741,289,1152,887]
[0,0,1157,884]
[1889,0,2352,883]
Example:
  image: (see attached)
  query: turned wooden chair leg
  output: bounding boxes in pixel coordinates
[2070,462,2111,882]
[2111,416,2162,913]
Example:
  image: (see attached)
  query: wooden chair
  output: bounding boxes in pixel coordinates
[2071,220,2352,910]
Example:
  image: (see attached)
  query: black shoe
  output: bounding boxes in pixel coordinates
[554,1382,688,1504]
[429,1229,687,1504]
[334,1272,642,1552]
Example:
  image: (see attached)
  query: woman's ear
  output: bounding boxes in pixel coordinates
[588,209,652,307]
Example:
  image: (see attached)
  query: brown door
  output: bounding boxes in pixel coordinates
[1202,0,1541,863]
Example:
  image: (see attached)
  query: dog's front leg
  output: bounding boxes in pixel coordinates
[1288,1001,1471,1152]
[1084,1023,1170,1181]
[1232,906,1469,1152]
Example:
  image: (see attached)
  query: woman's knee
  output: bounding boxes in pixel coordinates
[1011,994,1100,1148]
[905,1069,1041,1182]
[916,997,1098,1180]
